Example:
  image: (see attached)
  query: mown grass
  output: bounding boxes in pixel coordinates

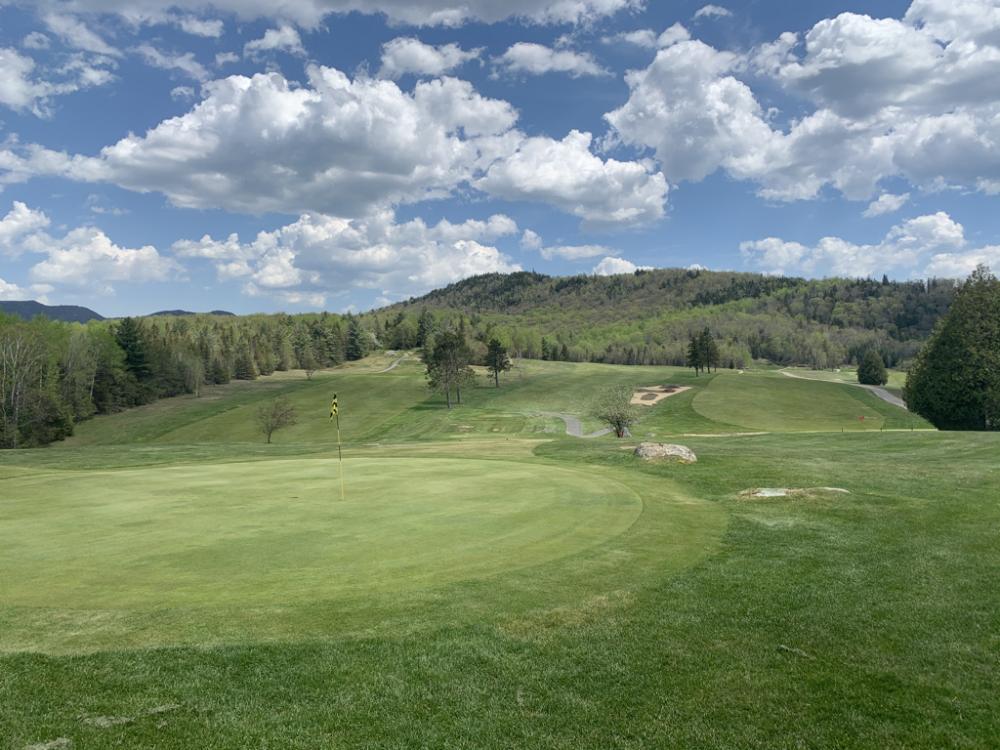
[2,357,996,749]
[693,370,931,432]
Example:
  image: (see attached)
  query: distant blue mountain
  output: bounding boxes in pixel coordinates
[0,300,104,323]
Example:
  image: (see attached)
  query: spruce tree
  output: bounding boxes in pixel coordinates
[415,309,435,348]
[687,334,703,374]
[114,317,152,381]
[904,266,1000,430]
[486,338,512,387]
[345,317,367,361]
[858,350,888,386]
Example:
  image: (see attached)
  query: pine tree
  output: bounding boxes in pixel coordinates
[415,309,435,348]
[698,328,720,373]
[687,334,703,374]
[346,317,367,361]
[114,317,152,381]
[486,338,512,387]
[904,266,1000,430]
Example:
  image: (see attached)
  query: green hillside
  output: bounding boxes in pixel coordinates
[376,268,955,367]
[63,357,927,449]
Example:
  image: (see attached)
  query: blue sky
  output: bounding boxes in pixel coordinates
[1,0,999,316]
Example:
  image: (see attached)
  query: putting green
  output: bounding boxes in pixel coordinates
[1,457,642,610]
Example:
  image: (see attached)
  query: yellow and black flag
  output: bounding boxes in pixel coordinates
[330,394,339,420]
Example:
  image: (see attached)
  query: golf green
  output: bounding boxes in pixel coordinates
[1,457,642,611]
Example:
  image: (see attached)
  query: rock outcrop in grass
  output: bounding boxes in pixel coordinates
[634,443,697,463]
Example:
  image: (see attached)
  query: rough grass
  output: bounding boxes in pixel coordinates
[2,357,997,749]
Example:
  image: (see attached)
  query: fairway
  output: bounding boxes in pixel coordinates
[1,457,641,610]
[695,371,894,431]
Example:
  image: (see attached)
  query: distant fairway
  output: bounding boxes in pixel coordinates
[693,371,927,432]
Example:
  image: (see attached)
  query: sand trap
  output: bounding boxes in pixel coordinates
[740,487,850,499]
[630,385,691,406]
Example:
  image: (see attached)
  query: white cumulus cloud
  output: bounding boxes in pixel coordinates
[172,210,521,304]
[1,66,666,227]
[495,43,609,78]
[476,130,668,226]
[863,193,911,218]
[694,5,732,20]
[30,227,181,293]
[0,201,51,256]
[604,4,1000,202]
[0,46,115,116]
[0,201,180,294]
[740,211,990,279]
[244,25,306,58]
[379,37,481,79]
[592,256,649,275]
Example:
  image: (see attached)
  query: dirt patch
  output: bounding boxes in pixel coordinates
[739,487,850,499]
[630,385,691,406]
[24,740,72,750]
[81,716,133,728]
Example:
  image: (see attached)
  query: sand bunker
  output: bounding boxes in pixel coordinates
[630,385,691,406]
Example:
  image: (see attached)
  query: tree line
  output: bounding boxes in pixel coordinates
[0,311,369,449]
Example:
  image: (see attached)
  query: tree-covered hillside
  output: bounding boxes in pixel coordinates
[374,269,955,369]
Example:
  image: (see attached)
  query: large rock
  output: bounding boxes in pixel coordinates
[634,443,697,463]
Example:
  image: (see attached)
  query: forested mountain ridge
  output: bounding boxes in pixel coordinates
[376,269,955,369]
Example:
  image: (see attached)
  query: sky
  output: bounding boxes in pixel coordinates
[1,0,999,316]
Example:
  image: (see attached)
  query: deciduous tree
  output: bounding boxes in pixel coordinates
[256,397,297,444]
[593,385,638,438]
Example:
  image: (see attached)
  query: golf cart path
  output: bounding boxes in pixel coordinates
[377,355,407,373]
[779,369,908,410]
[538,412,612,439]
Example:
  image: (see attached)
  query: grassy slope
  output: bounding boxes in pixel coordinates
[694,371,930,432]
[783,366,909,394]
[1,357,997,749]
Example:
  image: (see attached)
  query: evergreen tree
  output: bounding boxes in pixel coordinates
[233,341,257,380]
[485,338,512,388]
[415,308,435,348]
[346,317,367,361]
[698,328,721,373]
[687,334,703,374]
[857,350,888,386]
[905,266,1000,430]
[114,317,152,382]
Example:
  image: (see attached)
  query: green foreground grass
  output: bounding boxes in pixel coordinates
[1,357,996,749]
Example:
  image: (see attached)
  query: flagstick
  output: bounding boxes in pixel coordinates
[335,412,345,502]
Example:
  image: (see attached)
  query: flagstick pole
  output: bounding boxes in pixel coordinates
[336,412,345,502]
